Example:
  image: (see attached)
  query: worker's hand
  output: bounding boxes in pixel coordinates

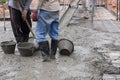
[22,12,27,21]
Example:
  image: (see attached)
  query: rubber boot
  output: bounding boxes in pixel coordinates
[50,40,58,59]
[39,41,50,62]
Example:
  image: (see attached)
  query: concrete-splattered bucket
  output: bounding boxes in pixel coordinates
[17,42,34,57]
[58,39,74,56]
[0,41,16,54]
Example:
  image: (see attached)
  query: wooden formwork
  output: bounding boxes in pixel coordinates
[107,0,117,11]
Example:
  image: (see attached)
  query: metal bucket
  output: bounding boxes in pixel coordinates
[0,41,16,54]
[17,42,34,57]
[58,39,74,56]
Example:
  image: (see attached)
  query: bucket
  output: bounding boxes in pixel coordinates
[17,42,35,57]
[58,39,74,56]
[0,41,16,54]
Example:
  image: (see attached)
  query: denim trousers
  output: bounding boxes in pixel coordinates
[36,9,59,42]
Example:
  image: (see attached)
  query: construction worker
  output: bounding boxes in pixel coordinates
[36,0,60,62]
[82,0,91,19]
[8,0,32,43]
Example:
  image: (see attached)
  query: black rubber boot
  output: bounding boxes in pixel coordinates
[39,41,50,62]
[50,40,58,59]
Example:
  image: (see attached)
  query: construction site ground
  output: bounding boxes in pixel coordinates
[1,4,120,80]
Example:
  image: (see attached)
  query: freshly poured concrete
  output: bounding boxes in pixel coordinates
[0,7,120,80]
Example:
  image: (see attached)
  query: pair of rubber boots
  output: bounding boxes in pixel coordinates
[39,40,58,62]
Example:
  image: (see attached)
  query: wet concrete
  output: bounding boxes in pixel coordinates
[0,6,120,80]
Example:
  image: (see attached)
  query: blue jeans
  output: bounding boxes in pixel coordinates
[36,9,59,42]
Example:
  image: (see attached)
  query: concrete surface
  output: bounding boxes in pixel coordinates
[0,6,120,80]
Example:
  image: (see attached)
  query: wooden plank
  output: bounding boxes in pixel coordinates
[94,7,116,20]
[59,0,80,27]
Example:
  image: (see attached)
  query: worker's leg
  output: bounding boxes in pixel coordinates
[9,6,24,43]
[48,11,59,59]
[83,0,91,19]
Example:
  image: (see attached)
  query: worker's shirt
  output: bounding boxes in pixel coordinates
[38,0,60,11]
[8,0,32,13]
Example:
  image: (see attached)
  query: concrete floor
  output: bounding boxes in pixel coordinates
[0,6,120,80]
